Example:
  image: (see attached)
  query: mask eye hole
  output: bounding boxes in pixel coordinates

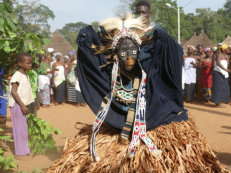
[133,50,137,55]
[121,52,126,57]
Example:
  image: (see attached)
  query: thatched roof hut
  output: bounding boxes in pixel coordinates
[182,31,213,50]
[197,31,213,48]
[222,35,231,45]
[182,32,198,50]
[44,30,75,56]
[180,39,187,47]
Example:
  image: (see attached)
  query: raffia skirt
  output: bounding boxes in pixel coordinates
[47,116,225,173]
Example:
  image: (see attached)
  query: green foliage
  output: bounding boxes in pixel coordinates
[0,128,17,171]
[91,21,100,32]
[0,0,50,78]
[192,8,231,43]
[224,0,231,15]
[59,22,88,48]
[13,0,55,37]
[27,114,62,155]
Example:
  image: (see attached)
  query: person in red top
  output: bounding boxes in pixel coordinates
[200,48,214,101]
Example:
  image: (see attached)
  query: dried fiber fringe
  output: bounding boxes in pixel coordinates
[47,117,226,173]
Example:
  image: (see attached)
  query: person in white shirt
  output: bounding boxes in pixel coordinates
[52,53,66,105]
[212,43,231,106]
[184,45,198,102]
[9,52,34,157]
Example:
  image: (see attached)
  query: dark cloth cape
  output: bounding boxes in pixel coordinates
[76,25,188,131]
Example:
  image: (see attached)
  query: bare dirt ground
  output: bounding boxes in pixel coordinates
[3,101,231,172]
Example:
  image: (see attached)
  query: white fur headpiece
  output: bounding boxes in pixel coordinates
[100,14,147,49]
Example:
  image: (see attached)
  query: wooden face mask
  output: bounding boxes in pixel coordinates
[117,38,138,72]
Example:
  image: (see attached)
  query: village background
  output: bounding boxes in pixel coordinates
[0,0,231,172]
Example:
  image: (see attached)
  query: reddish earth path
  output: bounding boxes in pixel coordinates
[3,102,231,172]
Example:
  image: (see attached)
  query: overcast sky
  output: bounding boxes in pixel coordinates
[38,0,227,31]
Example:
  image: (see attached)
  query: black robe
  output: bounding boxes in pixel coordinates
[76,25,188,131]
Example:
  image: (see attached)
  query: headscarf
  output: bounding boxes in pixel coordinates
[54,52,62,58]
[220,43,228,51]
[47,48,54,53]
[204,47,211,53]
[211,47,217,52]
[52,52,62,62]
[40,50,45,55]
[68,51,75,56]
[64,55,70,60]
[187,45,195,50]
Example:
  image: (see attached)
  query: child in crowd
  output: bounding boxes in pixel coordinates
[27,54,42,116]
[8,52,34,158]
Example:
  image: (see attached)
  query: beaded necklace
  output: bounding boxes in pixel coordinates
[114,75,134,105]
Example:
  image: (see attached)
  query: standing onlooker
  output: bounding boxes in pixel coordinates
[228,45,231,105]
[217,43,222,54]
[47,48,55,67]
[212,44,231,106]
[74,65,86,106]
[195,44,205,100]
[66,51,85,106]
[66,52,78,104]
[135,1,151,27]
[52,53,66,105]
[64,55,70,102]
[212,47,218,57]
[184,45,198,103]
[27,54,43,115]
[37,54,55,107]
[9,52,34,157]
[196,44,205,61]
[48,49,56,104]
[200,48,214,101]
[64,55,70,72]
[27,62,39,116]
[50,53,56,68]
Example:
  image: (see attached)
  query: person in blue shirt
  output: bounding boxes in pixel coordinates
[0,64,7,127]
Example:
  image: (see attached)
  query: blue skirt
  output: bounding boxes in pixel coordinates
[0,94,7,116]
[212,71,230,104]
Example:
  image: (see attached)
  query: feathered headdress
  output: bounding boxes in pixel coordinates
[92,14,150,55]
